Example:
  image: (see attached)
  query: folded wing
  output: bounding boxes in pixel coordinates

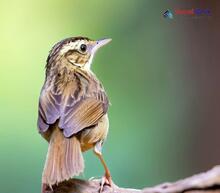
[38,75,109,138]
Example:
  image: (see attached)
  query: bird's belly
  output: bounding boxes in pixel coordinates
[79,114,109,152]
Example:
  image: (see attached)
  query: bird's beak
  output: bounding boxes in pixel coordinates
[92,38,112,53]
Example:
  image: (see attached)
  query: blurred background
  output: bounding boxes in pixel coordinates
[0,0,220,192]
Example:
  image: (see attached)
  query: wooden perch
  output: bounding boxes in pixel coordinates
[46,166,220,193]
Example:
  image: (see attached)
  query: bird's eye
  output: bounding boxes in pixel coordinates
[80,44,87,52]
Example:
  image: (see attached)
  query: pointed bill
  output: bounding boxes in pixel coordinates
[92,38,112,53]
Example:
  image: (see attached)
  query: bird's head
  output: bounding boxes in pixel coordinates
[46,37,111,75]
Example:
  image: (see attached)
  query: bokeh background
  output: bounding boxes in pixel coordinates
[0,0,220,192]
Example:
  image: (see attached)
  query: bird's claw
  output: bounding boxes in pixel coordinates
[99,175,113,193]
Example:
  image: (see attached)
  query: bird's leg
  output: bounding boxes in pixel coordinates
[94,141,112,191]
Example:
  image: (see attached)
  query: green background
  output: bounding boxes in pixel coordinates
[0,1,219,193]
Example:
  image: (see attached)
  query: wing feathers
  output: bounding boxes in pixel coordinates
[38,72,109,137]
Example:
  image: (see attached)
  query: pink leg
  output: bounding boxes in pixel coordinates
[94,141,113,192]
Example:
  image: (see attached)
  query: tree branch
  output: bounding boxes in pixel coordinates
[47,166,220,193]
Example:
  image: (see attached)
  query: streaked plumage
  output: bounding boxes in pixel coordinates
[37,37,112,192]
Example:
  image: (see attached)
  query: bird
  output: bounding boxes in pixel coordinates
[37,36,112,193]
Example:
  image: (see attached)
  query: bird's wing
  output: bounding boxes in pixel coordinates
[38,79,109,138]
[59,90,108,137]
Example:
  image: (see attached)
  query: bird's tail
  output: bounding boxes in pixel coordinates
[42,127,84,187]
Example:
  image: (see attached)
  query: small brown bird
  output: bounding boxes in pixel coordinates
[37,37,112,193]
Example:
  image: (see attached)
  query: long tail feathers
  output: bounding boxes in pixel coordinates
[42,127,84,186]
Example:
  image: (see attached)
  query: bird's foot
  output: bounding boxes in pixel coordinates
[99,174,113,193]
